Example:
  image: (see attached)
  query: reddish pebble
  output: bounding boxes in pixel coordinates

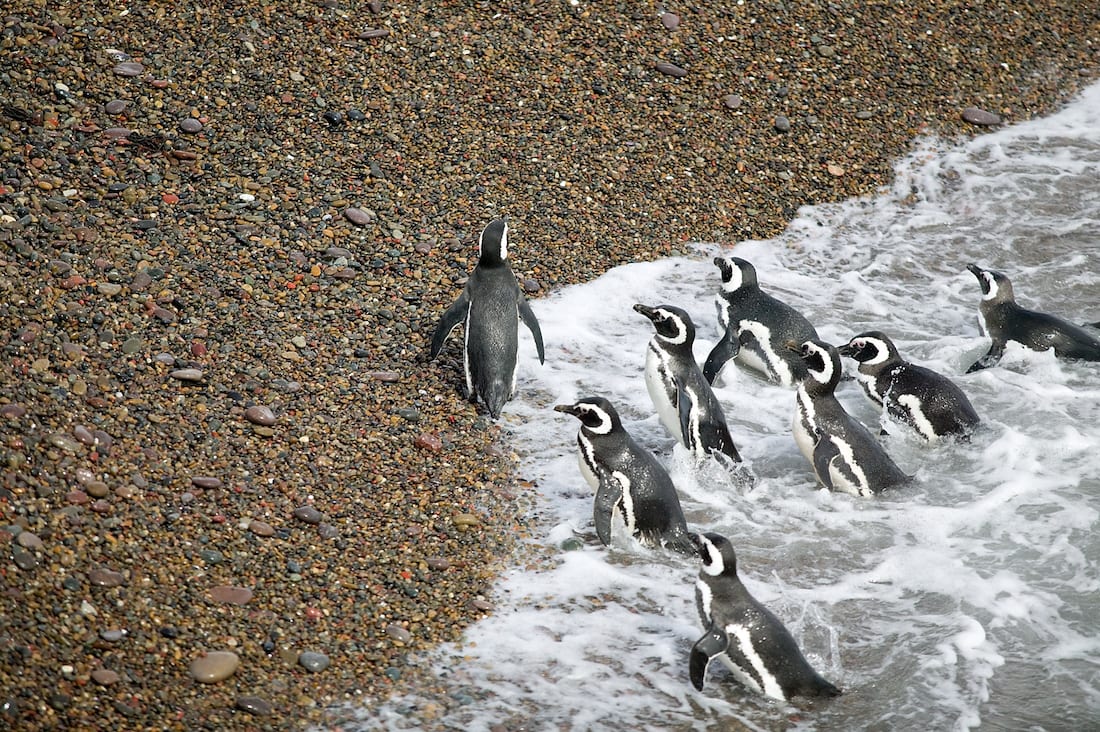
[414,433,443,451]
[305,606,322,620]
[91,668,121,685]
[249,520,275,537]
[191,476,223,489]
[209,585,253,605]
[162,193,179,204]
[66,490,89,504]
[244,405,276,426]
[1,404,26,418]
[190,340,207,357]
[60,275,86,289]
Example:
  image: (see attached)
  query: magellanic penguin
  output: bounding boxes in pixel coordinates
[554,397,694,554]
[634,303,741,465]
[703,255,819,388]
[430,218,545,419]
[966,263,1100,372]
[840,330,980,441]
[791,340,910,496]
[689,532,841,701]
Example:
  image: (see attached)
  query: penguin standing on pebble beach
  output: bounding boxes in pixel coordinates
[634,303,741,464]
[689,532,842,701]
[430,218,545,419]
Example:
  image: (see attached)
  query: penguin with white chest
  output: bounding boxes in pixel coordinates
[965,263,1100,372]
[791,339,910,496]
[634,303,741,464]
[840,330,980,441]
[554,397,694,554]
[430,218,545,419]
[703,255,819,388]
[689,532,841,701]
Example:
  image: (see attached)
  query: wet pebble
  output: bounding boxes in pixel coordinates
[179,118,204,133]
[385,624,411,644]
[298,651,330,673]
[104,100,128,115]
[722,94,742,109]
[189,651,240,683]
[191,476,222,489]
[293,505,323,524]
[961,106,1002,126]
[236,695,273,716]
[660,12,680,30]
[774,114,791,132]
[99,629,127,642]
[15,531,42,549]
[426,557,450,570]
[11,545,37,570]
[415,433,442,451]
[244,405,276,425]
[0,404,26,419]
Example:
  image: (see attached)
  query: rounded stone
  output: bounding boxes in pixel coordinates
[113,62,144,76]
[209,585,253,605]
[297,651,330,673]
[961,106,1002,126]
[169,368,204,382]
[344,207,374,226]
[655,61,688,78]
[91,668,121,685]
[104,100,129,115]
[244,405,276,426]
[236,695,273,716]
[89,568,125,587]
[293,505,323,525]
[179,118,204,133]
[189,651,240,683]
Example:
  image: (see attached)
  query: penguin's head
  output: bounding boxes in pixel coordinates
[690,532,737,577]
[553,397,619,435]
[796,339,842,389]
[967,263,1013,303]
[839,331,896,366]
[633,303,695,345]
[478,218,510,265]
[713,255,757,293]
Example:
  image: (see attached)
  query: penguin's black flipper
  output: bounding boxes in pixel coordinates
[966,340,1005,373]
[429,290,470,359]
[689,626,730,691]
[703,334,739,384]
[518,297,546,364]
[593,467,623,547]
[811,435,841,491]
[680,385,741,463]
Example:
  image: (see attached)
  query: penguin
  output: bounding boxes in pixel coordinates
[430,218,545,419]
[554,397,694,554]
[791,339,910,496]
[703,255,819,388]
[634,303,741,464]
[689,532,841,701]
[965,263,1100,372]
[839,330,980,441]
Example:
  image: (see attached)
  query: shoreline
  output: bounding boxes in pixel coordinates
[1,2,1097,730]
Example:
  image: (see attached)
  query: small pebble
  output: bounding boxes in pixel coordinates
[89,567,125,587]
[169,369,204,382]
[244,405,276,426]
[385,624,411,644]
[113,62,144,76]
[104,100,128,114]
[236,695,273,716]
[961,106,1002,126]
[189,651,240,683]
[179,118,204,133]
[209,585,253,605]
[249,520,275,537]
[344,207,374,226]
[293,505,323,525]
[91,668,121,685]
[415,433,442,451]
[774,114,791,132]
[298,651,331,673]
[655,61,688,78]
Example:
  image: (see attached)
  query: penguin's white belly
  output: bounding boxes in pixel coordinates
[736,321,792,385]
[644,347,683,444]
[792,388,818,464]
[577,433,601,491]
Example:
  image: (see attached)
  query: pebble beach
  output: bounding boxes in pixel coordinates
[0,1,1096,730]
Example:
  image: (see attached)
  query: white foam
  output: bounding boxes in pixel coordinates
[350,82,1100,731]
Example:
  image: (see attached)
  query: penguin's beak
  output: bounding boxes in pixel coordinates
[837,342,855,357]
[784,339,803,354]
[553,403,579,417]
[966,263,983,279]
[633,303,657,320]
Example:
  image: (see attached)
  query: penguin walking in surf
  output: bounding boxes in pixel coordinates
[689,532,841,701]
[965,263,1100,372]
[840,330,980,441]
[703,255,819,388]
[791,339,910,496]
[430,218,545,419]
[634,303,741,464]
[554,397,695,554]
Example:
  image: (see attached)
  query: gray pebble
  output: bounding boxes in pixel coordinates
[179,118,204,133]
[655,61,688,78]
[104,100,129,115]
[169,368,204,382]
[298,651,330,673]
[293,505,323,525]
[961,106,1002,126]
[236,695,273,716]
[244,405,276,425]
[774,114,791,132]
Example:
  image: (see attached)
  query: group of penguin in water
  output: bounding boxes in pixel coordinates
[430,218,1100,703]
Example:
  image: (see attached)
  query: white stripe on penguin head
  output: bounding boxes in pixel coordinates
[699,534,726,576]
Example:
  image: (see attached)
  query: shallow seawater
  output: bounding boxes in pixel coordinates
[350,83,1100,731]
